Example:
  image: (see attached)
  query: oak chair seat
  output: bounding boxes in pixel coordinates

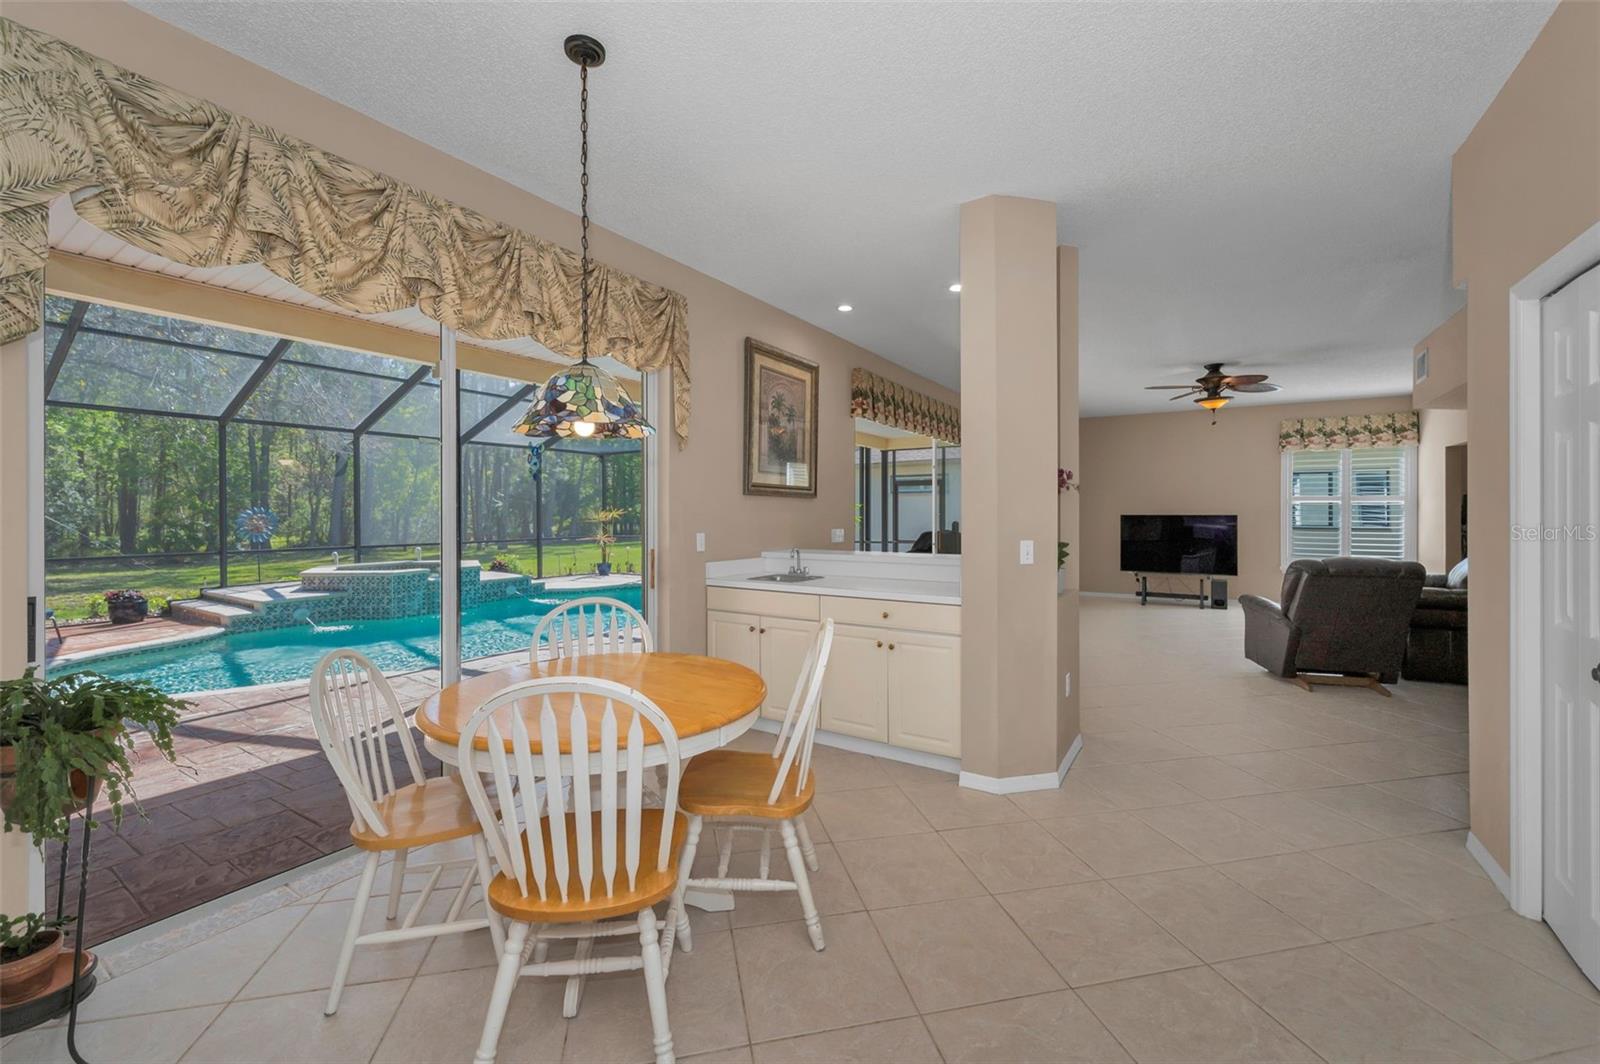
[679,749,814,819]
[485,810,686,924]
[349,775,482,851]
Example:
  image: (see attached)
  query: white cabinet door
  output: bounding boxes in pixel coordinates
[1541,262,1600,986]
[887,630,962,757]
[707,610,761,676]
[759,616,817,721]
[820,623,888,742]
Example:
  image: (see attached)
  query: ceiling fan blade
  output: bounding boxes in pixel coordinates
[1145,385,1199,390]
[1227,382,1281,393]
[1220,374,1269,386]
[1168,390,1201,401]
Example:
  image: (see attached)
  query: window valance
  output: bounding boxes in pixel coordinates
[849,368,960,444]
[1279,411,1420,451]
[0,19,692,444]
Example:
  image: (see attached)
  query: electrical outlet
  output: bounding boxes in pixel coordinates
[830,528,845,543]
[1064,672,1072,698]
[1020,539,1034,565]
[695,532,706,553]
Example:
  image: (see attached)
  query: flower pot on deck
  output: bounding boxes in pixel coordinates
[106,601,147,625]
[596,562,612,576]
[0,930,63,1004]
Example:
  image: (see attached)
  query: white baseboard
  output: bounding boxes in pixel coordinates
[958,734,1083,795]
[1466,831,1513,903]
[749,719,961,776]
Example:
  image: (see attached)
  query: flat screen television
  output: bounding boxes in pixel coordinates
[1120,514,1238,576]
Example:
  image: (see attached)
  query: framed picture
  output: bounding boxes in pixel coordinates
[744,338,818,497]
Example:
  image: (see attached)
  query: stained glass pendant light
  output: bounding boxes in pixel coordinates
[513,35,653,441]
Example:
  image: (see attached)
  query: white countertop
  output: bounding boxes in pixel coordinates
[706,551,961,605]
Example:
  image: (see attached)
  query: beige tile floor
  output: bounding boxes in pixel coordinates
[7,599,1598,1063]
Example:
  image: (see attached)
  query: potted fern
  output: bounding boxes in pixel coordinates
[0,669,184,849]
[0,914,71,1002]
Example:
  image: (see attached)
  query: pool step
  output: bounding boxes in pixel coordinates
[170,598,256,627]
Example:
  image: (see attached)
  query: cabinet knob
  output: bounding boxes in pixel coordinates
[748,625,756,632]
[888,643,896,651]
[876,640,883,648]
[759,627,767,634]
[881,610,889,619]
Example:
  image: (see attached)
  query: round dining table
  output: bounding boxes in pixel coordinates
[413,651,767,912]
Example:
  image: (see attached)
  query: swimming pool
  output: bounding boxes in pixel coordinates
[56,586,643,695]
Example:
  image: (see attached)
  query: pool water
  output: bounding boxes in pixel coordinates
[58,586,642,695]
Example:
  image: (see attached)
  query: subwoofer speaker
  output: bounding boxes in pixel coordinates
[1209,579,1229,609]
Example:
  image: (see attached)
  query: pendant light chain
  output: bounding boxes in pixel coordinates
[578,58,591,364]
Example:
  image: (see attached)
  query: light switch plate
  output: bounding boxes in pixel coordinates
[695,532,706,553]
[830,528,846,543]
[1020,539,1035,565]
[1064,672,1072,698]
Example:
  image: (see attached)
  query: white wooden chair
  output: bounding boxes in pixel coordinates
[458,677,687,1064]
[309,650,501,1016]
[531,596,653,662]
[675,619,834,952]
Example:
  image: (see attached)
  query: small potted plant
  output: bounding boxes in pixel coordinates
[588,508,625,576]
[487,557,516,573]
[102,590,148,626]
[0,669,184,849]
[0,913,72,1003]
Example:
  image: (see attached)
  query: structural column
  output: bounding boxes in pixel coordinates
[958,196,1081,787]
[1,331,46,912]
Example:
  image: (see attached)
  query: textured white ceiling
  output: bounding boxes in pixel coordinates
[131,1,1553,415]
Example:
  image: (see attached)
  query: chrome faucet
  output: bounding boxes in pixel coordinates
[788,548,809,576]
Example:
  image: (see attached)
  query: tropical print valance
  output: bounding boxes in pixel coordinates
[0,19,693,444]
[1279,411,1420,451]
[850,368,960,444]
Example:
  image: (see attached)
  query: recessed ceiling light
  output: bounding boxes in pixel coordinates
[948,283,961,293]
[837,304,853,313]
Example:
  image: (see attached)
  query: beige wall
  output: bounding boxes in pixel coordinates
[1413,309,1468,410]
[5,2,957,655]
[1416,407,1469,575]
[1450,0,1599,873]
[1079,396,1415,601]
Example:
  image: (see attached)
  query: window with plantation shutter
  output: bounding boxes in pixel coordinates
[1282,445,1416,566]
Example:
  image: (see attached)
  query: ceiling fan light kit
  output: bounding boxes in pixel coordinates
[1143,361,1279,423]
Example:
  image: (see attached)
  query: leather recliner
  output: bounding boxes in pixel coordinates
[1403,557,1467,684]
[1241,558,1426,687]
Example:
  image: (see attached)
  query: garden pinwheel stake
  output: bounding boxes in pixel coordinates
[234,507,278,582]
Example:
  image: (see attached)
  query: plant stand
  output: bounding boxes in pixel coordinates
[0,780,100,1056]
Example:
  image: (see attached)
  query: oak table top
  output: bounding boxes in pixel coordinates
[415,652,767,755]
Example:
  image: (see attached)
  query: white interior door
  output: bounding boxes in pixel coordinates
[1540,261,1600,987]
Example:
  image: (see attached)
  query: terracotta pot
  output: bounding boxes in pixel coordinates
[0,930,63,1004]
[0,735,109,817]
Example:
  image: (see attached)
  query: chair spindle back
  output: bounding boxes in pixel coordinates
[531,596,654,662]
[309,649,425,838]
[767,619,834,806]
[457,678,681,904]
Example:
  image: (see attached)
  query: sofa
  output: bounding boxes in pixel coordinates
[1240,558,1426,691]
[1403,558,1467,684]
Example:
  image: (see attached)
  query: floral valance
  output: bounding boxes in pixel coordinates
[850,368,960,444]
[1279,411,1420,451]
[0,19,692,444]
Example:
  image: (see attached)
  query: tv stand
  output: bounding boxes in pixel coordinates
[1135,573,1210,608]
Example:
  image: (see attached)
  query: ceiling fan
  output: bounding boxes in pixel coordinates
[1145,362,1281,421]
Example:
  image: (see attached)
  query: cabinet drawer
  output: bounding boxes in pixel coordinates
[820,595,960,635]
[707,586,820,621]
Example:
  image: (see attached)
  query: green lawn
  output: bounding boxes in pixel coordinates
[46,540,643,621]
